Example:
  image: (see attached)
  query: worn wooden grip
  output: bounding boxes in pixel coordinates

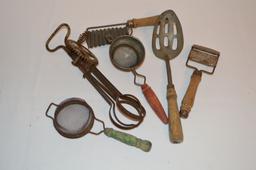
[104,128,152,152]
[141,83,168,124]
[167,85,183,143]
[180,70,202,119]
[127,15,159,28]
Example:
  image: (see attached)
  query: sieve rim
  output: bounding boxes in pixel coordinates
[53,98,95,139]
[109,35,145,72]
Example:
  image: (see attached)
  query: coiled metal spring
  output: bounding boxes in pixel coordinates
[65,39,98,70]
[78,23,132,48]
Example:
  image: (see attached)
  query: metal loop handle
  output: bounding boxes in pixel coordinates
[45,23,70,52]
[108,103,134,130]
[114,94,145,130]
[45,103,58,120]
[89,117,106,135]
[132,70,146,86]
[116,94,145,120]
[83,72,140,130]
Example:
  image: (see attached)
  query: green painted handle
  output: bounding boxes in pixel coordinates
[104,128,152,152]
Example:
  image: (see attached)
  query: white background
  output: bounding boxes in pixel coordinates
[1,0,256,170]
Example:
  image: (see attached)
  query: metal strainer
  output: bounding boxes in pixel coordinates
[45,98,152,152]
[109,35,168,124]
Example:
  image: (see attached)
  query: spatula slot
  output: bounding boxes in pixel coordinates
[165,23,169,34]
[172,37,178,50]
[173,23,177,35]
[156,25,160,35]
[164,36,169,47]
[155,37,160,50]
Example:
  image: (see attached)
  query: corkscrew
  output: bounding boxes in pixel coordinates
[78,15,159,48]
[46,23,146,130]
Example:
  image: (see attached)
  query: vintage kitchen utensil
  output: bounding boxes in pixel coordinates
[78,14,159,48]
[45,23,146,130]
[109,35,168,124]
[152,10,184,143]
[45,98,152,152]
[180,45,220,118]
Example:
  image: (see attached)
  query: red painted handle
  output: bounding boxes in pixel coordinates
[141,83,168,124]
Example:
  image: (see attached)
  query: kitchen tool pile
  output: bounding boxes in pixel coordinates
[45,9,220,152]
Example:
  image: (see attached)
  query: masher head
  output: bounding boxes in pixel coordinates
[186,45,220,74]
[152,10,184,60]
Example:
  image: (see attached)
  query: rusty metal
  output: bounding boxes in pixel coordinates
[78,23,132,48]
[45,23,146,130]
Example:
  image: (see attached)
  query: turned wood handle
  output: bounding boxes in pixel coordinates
[180,70,202,119]
[104,128,152,152]
[127,15,159,28]
[167,85,183,143]
[141,83,168,124]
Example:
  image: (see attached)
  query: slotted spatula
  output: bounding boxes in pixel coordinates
[152,10,184,143]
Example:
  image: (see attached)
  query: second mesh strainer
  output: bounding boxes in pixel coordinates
[45,97,152,152]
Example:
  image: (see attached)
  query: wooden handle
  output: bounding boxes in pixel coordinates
[180,70,202,119]
[167,85,183,143]
[141,83,168,124]
[104,128,152,152]
[127,15,159,28]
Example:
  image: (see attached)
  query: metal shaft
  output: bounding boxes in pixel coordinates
[165,59,173,86]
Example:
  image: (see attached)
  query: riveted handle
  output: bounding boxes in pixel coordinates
[141,83,168,124]
[180,70,202,118]
[127,15,159,28]
[167,85,183,143]
[104,128,152,152]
